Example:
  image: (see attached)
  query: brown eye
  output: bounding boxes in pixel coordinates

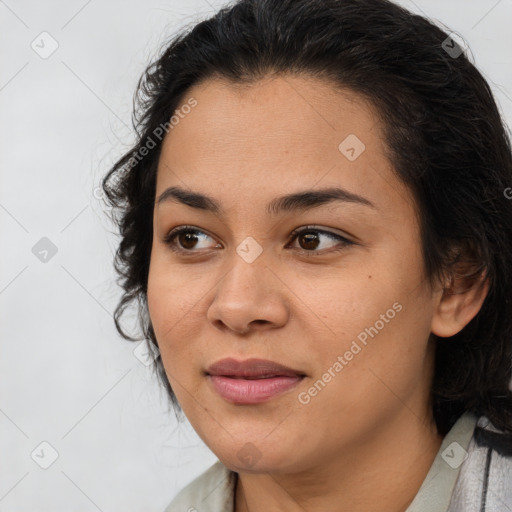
[163,226,220,253]
[288,226,354,256]
[162,225,354,258]
[178,231,200,250]
[298,231,321,250]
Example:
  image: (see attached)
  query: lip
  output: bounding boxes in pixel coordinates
[206,357,305,378]
[206,358,306,404]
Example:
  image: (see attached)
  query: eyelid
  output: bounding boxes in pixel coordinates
[288,225,354,244]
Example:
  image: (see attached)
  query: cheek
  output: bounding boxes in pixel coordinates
[287,263,399,349]
[148,247,200,336]
[306,285,432,423]
[295,253,431,401]
[147,258,195,372]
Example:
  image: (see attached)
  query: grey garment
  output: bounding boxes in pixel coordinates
[163,412,511,512]
[449,416,512,512]
[405,411,478,512]
[163,460,235,512]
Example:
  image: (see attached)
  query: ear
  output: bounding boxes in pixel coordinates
[430,258,490,338]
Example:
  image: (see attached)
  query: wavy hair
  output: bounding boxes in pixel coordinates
[101,0,512,443]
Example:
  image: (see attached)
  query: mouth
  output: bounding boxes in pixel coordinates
[205,358,306,404]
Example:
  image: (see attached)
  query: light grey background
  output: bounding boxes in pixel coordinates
[1,1,511,510]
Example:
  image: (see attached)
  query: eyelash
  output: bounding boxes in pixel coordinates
[162,225,354,257]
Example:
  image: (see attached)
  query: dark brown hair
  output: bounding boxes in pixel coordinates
[101,0,512,445]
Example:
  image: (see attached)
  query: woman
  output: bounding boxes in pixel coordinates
[101,0,512,510]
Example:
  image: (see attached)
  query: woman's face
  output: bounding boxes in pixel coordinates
[147,75,442,473]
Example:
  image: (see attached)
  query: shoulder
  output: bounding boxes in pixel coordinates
[449,415,512,512]
[162,460,237,512]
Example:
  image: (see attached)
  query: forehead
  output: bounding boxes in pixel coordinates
[155,74,412,217]
[161,74,378,159]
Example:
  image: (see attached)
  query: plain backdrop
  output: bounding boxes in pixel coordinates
[1,0,511,510]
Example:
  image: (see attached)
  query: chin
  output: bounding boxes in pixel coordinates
[213,441,300,475]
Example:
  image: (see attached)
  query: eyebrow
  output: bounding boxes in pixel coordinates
[156,185,375,216]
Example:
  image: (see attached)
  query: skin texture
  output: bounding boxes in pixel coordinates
[147,75,489,512]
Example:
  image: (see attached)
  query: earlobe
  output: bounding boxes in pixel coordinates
[430,268,489,338]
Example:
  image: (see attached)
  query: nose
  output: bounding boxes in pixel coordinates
[206,256,290,335]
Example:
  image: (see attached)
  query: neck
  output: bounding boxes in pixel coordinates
[235,408,443,512]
